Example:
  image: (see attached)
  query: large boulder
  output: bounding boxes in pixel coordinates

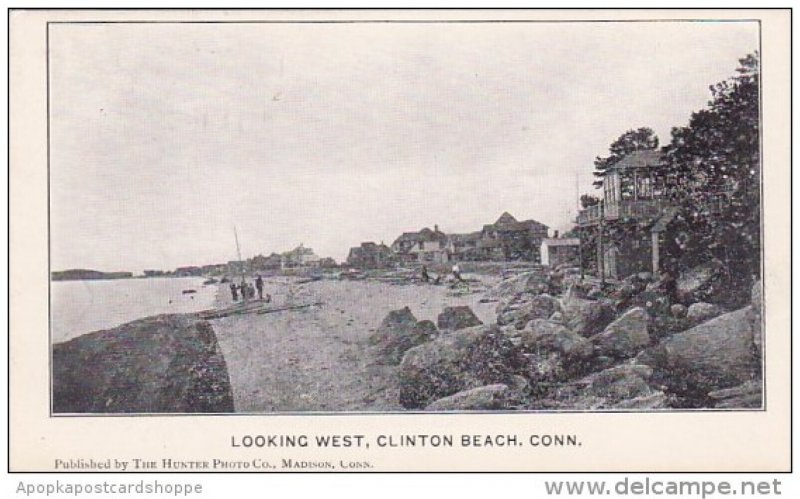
[708,380,762,409]
[687,302,723,323]
[637,307,759,407]
[518,319,593,358]
[676,260,723,303]
[437,305,483,331]
[53,314,234,413]
[497,294,560,329]
[561,296,616,337]
[398,325,526,409]
[484,271,550,307]
[530,364,664,410]
[369,307,436,364]
[590,307,650,359]
[424,384,510,411]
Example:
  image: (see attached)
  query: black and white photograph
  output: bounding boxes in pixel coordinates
[44,15,767,416]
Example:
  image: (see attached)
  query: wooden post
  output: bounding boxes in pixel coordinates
[651,231,660,274]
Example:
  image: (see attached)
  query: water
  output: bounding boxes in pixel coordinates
[50,277,219,344]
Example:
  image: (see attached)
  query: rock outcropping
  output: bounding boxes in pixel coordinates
[53,314,234,413]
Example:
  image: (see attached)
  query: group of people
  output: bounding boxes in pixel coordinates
[420,264,464,285]
[229,275,268,302]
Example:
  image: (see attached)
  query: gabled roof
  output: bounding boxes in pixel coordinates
[609,149,663,171]
[484,213,549,232]
[393,227,447,245]
[494,212,518,225]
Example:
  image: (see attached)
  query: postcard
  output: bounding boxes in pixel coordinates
[8,8,791,472]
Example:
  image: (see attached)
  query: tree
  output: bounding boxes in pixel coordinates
[592,127,660,188]
[661,53,760,307]
[580,194,600,209]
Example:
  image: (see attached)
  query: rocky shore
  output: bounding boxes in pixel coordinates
[379,266,763,411]
[52,266,762,413]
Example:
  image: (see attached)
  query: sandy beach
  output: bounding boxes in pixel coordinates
[210,276,498,412]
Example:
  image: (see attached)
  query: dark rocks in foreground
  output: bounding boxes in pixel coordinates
[53,314,234,413]
[437,305,483,331]
[369,307,436,365]
[398,324,525,409]
[406,272,764,412]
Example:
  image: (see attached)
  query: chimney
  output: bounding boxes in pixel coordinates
[554,230,559,238]
[434,224,439,233]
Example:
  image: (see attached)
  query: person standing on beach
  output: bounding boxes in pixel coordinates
[229,282,238,302]
[255,275,264,300]
[421,265,430,283]
[452,263,463,282]
[240,279,249,303]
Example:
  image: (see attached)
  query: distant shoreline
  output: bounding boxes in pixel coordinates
[51,269,134,281]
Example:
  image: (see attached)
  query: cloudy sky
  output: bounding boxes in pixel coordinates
[49,20,758,272]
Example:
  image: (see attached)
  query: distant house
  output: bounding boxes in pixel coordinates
[174,266,203,277]
[347,242,393,269]
[282,244,321,268]
[447,231,484,261]
[391,226,450,265]
[475,212,549,262]
[250,253,282,272]
[540,237,581,267]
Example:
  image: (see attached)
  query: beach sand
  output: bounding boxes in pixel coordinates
[210,276,498,412]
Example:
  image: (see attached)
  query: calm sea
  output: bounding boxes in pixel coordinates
[50,277,219,344]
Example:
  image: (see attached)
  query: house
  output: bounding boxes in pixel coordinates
[347,242,393,269]
[447,231,484,261]
[576,150,674,279]
[540,237,581,267]
[476,212,549,262]
[250,253,283,272]
[174,266,202,277]
[391,226,450,265]
[282,244,321,268]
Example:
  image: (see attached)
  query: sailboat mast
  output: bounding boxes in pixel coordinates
[233,225,244,280]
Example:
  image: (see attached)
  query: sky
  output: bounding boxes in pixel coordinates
[48,20,758,272]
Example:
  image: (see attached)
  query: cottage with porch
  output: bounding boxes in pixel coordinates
[577,150,673,279]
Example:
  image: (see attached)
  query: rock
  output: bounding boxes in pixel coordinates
[615,283,637,300]
[708,380,762,409]
[369,307,436,364]
[485,271,550,301]
[531,363,660,410]
[634,290,671,316]
[687,302,723,323]
[561,296,616,337]
[637,307,759,407]
[52,314,234,413]
[398,325,526,409]
[519,319,593,358]
[587,287,604,300]
[676,260,723,302]
[498,294,560,329]
[424,384,510,411]
[590,307,650,359]
[670,304,688,319]
[437,305,483,331]
[613,392,669,409]
[748,280,762,359]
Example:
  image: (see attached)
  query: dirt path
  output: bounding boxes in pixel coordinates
[211,277,497,412]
